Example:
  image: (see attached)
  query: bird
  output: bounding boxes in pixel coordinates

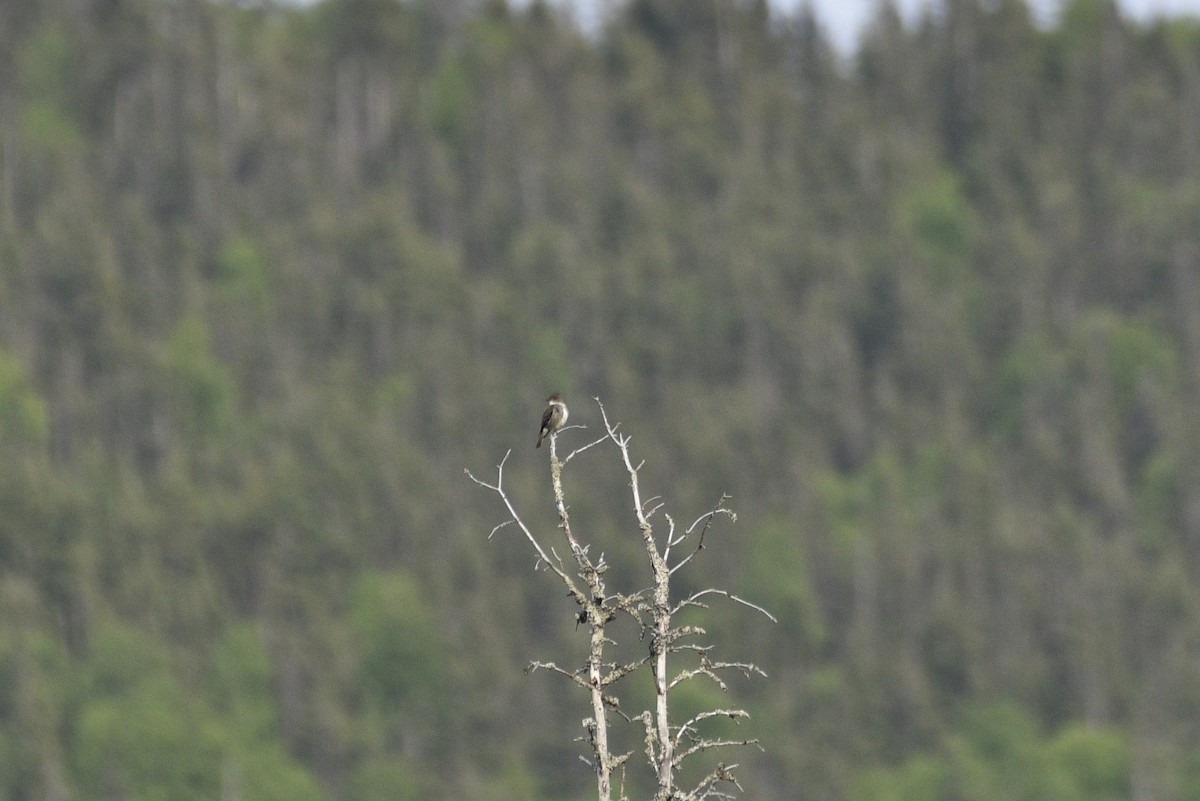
[536,393,568,448]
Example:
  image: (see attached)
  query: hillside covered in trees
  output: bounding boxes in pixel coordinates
[2,0,1200,798]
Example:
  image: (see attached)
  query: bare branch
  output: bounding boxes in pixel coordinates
[665,625,708,642]
[600,655,652,686]
[465,453,509,490]
[669,642,715,657]
[675,589,778,623]
[673,709,752,747]
[526,661,591,690]
[689,496,736,535]
[486,519,514,540]
[558,422,588,437]
[467,452,587,604]
[564,433,608,465]
[675,738,763,768]
[669,497,736,573]
[669,666,727,692]
[705,660,768,680]
[681,763,744,801]
[661,514,677,562]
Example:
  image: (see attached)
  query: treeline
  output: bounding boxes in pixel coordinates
[1,0,1199,798]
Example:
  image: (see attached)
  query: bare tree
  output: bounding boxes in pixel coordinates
[467,398,774,801]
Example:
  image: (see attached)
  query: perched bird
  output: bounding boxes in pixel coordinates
[536,393,568,448]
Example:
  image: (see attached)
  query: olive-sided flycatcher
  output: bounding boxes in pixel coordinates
[536,393,568,448]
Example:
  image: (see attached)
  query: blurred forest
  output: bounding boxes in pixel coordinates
[1,0,1200,798]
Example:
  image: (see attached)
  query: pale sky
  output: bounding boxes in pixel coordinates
[545,0,1200,53]
[778,0,1200,51]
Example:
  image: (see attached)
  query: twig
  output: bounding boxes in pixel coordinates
[565,433,608,465]
[465,452,583,601]
[675,589,778,623]
[670,498,736,573]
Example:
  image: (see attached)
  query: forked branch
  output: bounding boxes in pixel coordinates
[471,399,771,801]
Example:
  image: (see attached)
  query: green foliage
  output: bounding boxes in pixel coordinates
[850,264,902,369]
[15,23,83,162]
[855,755,948,801]
[815,451,903,558]
[84,623,170,698]
[426,53,474,153]
[1047,724,1130,801]
[73,626,223,801]
[990,335,1054,441]
[739,518,826,651]
[1184,743,1200,801]
[221,745,327,801]
[1134,450,1178,552]
[67,623,325,801]
[347,757,434,801]
[18,99,83,165]
[1103,317,1178,410]
[0,349,48,448]
[205,623,277,739]
[164,316,235,439]
[349,570,448,718]
[854,704,1130,801]
[1059,0,1115,40]
[951,702,1050,801]
[215,236,271,312]
[898,170,976,285]
[74,691,222,801]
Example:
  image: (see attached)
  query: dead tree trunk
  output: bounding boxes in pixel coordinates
[468,398,774,801]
